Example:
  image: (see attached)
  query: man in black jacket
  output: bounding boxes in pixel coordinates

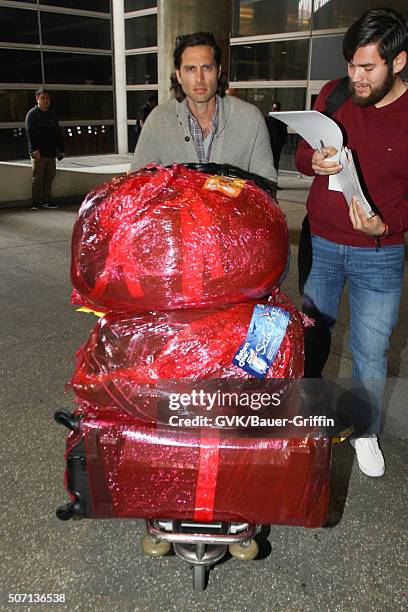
[25,88,64,210]
[265,102,288,187]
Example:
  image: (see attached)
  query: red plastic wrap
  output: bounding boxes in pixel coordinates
[69,292,304,419]
[70,164,288,312]
[65,406,331,526]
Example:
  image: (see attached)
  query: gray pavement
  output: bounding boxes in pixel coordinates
[1,173,407,611]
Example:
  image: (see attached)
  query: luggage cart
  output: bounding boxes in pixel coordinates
[142,519,260,591]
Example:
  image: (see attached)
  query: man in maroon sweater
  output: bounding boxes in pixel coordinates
[296,8,408,478]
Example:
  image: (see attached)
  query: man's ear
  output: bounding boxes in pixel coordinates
[393,50,407,75]
[176,69,182,84]
[218,65,222,78]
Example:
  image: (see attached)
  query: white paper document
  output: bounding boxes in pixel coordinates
[269,111,375,218]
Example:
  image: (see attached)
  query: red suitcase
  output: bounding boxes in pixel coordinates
[57,405,331,528]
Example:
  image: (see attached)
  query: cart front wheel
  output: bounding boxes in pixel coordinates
[229,539,259,560]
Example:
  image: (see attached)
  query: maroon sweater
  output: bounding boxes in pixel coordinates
[295,79,408,247]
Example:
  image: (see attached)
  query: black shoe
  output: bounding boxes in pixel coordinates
[41,201,57,209]
[31,202,41,210]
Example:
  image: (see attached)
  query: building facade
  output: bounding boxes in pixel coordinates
[1,0,407,168]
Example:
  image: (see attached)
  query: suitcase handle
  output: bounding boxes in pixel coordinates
[54,409,81,431]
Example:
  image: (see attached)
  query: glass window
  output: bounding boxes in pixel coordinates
[0,89,36,122]
[234,88,306,171]
[0,89,114,122]
[125,15,157,49]
[0,127,30,161]
[61,124,115,156]
[310,36,347,80]
[40,0,110,12]
[127,90,157,118]
[0,49,42,84]
[40,12,111,49]
[312,0,407,30]
[125,0,157,10]
[232,0,311,37]
[49,91,114,120]
[126,53,157,84]
[44,52,112,85]
[235,87,306,115]
[0,7,39,44]
[230,40,309,81]
[0,125,115,162]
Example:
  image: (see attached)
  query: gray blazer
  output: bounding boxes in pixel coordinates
[130,95,277,183]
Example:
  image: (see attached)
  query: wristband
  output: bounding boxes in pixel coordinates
[379,223,389,238]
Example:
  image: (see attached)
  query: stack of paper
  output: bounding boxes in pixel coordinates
[269,110,374,218]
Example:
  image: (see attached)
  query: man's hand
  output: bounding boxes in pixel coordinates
[32,149,40,160]
[349,196,386,236]
[311,146,342,176]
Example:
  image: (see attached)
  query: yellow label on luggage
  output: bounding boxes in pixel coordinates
[203,175,246,198]
[76,306,106,318]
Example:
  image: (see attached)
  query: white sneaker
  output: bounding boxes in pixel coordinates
[349,435,385,477]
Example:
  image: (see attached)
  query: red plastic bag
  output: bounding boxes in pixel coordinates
[71,164,288,312]
[69,292,304,420]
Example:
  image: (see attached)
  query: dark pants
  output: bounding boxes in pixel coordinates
[271,145,283,173]
[298,216,332,378]
[31,156,56,203]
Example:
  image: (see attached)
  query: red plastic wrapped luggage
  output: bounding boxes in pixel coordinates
[62,406,331,527]
[69,292,304,420]
[70,164,288,312]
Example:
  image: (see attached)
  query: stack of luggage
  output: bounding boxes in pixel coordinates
[57,163,331,528]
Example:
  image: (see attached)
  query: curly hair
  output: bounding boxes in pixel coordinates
[169,31,228,101]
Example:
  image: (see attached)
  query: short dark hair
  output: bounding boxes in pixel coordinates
[169,31,228,101]
[35,87,50,97]
[343,7,408,65]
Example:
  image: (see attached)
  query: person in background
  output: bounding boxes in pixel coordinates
[134,92,158,144]
[25,88,64,210]
[265,102,288,188]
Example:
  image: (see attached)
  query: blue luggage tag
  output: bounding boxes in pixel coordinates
[232,304,290,378]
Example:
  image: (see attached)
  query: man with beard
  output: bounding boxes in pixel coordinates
[130,32,277,187]
[296,8,408,478]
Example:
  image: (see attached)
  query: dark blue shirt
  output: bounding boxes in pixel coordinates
[25,106,64,157]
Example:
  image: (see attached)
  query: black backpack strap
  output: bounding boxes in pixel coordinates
[324,77,351,116]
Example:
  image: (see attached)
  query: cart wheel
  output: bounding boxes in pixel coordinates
[229,539,259,560]
[192,564,208,592]
[141,534,171,557]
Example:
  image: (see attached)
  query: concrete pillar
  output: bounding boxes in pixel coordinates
[157,0,232,103]
[112,0,128,154]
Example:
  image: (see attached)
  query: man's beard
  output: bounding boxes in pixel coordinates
[349,65,395,107]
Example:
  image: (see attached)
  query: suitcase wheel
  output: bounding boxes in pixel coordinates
[56,499,84,521]
[141,534,171,557]
[228,539,259,561]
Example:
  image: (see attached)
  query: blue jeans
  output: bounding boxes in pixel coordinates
[301,235,404,414]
